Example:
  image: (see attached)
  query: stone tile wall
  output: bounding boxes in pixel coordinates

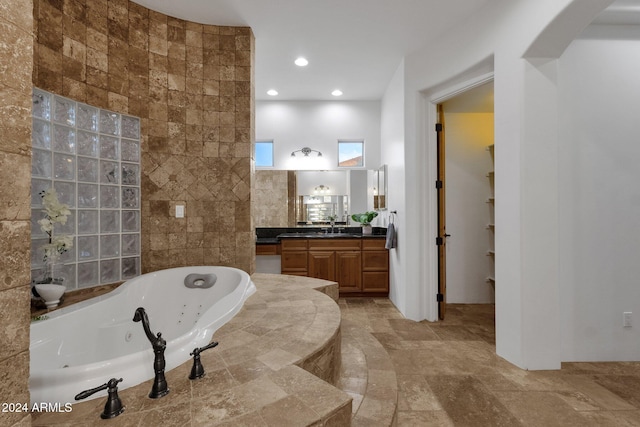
[254,170,291,227]
[0,1,34,425]
[33,0,255,274]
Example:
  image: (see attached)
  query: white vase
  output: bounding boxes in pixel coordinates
[34,284,66,309]
[362,225,372,235]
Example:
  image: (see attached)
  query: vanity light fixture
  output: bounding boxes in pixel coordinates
[291,147,322,157]
[267,89,278,96]
[314,185,330,194]
[295,57,309,67]
[331,89,343,97]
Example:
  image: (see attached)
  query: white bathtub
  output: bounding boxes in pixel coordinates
[30,266,256,405]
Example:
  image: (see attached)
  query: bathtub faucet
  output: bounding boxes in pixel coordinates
[75,377,125,419]
[133,307,170,399]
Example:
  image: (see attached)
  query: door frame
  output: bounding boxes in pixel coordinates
[424,72,494,321]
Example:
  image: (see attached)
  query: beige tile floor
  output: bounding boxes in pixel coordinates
[339,298,640,427]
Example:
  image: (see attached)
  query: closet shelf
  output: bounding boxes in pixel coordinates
[486,250,495,256]
[486,224,495,230]
[486,171,494,178]
[486,197,495,204]
[486,277,495,283]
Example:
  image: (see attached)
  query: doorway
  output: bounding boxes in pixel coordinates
[437,81,495,320]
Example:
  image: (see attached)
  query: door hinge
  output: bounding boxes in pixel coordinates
[435,180,443,189]
[437,293,444,302]
[435,123,443,132]
[436,237,443,246]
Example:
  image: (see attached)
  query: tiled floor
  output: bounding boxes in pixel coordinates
[338,298,640,426]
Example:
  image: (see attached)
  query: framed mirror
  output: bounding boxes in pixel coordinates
[374,164,387,210]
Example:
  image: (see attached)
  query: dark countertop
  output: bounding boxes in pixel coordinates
[256,226,386,244]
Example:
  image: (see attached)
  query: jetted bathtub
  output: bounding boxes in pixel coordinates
[30,266,256,405]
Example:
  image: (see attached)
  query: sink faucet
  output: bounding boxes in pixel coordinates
[133,307,169,398]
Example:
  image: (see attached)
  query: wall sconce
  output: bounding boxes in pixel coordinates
[291,147,322,157]
[314,185,330,194]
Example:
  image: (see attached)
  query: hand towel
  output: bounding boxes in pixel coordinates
[385,223,396,249]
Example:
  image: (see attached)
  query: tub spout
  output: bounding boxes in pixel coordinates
[133,307,169,399]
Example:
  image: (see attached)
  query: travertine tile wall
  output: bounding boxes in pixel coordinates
[254,170,291,227]
[33,0,255,275]
[0,1,34,425]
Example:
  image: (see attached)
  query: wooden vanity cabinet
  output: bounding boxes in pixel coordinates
[280,237,389,296]
[281,239,308,276]
[362,239,390,294]
[308,239,362,293]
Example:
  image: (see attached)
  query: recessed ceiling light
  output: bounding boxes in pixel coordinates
[294,57,309,67]
[267,89,278,96]
[331,89,343,97]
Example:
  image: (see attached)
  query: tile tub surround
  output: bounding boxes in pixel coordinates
[0,0,34,425]
[33,0,256,276]
[31,273,351,426]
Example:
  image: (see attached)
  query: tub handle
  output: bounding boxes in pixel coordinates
[75,377,125,419]
[189,341,219,379]
[184,273,217,289]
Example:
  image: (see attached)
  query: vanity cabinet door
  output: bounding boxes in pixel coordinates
[336,251,362,293]
[281,239,308,275]
[308,251,336,281]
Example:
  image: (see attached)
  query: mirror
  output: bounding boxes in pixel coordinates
[253,168,386,227]
[374,164,387,211]
[297,195,349,224]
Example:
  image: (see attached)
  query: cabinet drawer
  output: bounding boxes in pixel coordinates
[362,238,386,250]
[362,250,389,271]
[256,244,280,255]
[308,239,361,251]
[362,272,389,292]
[281,239,308,250]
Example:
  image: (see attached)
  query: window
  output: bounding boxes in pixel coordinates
[338,140,364,167]
[31,88,141,289]
[255,140,274,167]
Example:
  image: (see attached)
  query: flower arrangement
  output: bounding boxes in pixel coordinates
[37,188,73,283]
[350,211,378,226]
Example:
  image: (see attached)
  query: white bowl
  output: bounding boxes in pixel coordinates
[35,284,66,309]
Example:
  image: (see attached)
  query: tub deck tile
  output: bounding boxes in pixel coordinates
[31,273,351,427]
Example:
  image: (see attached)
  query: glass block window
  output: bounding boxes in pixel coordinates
[31,88,141,289]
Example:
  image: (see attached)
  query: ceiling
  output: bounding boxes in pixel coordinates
[131,0,637,102]
[131,0,495,101]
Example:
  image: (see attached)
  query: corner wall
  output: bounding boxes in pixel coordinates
[395,0,612,368]
[558,32,640,361]
[0,2,33,425]
[32,0,255,274]
[380,60,405,313]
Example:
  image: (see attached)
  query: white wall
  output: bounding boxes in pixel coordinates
[443,110,494,304]
[558,29,640,361]
[297,170,348,195]
[380,60,406,312]
[256,101,381,170]
[391,0,613,369]
[349,170,369,215]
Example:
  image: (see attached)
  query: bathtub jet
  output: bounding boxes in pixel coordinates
[30,266,256,405]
